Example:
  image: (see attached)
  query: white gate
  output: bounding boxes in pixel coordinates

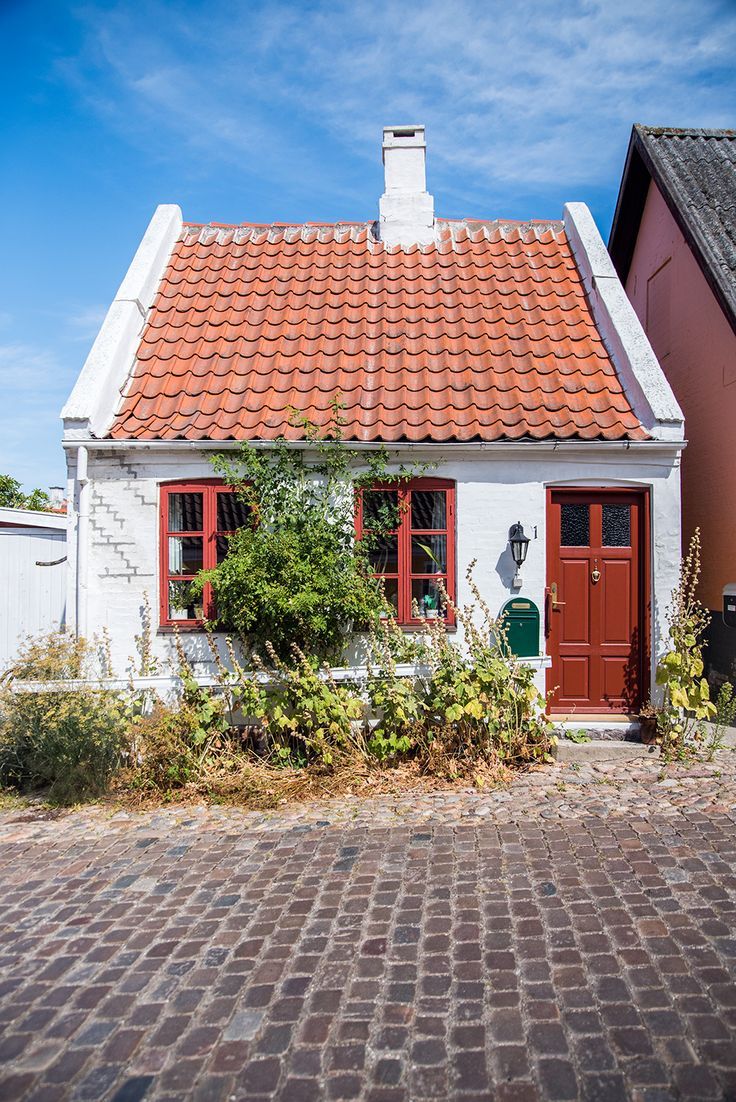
[0,516,67,673]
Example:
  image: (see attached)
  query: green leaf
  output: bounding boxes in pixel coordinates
[670,686,689,709]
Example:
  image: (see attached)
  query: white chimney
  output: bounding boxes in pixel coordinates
[49,486,64,508]
[378,125,435,247]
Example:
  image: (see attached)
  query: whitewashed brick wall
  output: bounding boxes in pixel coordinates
[71,445,682,697]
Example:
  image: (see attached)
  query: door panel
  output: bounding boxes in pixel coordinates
[561,656,590,700]
[602,559,631,644]
[560,560,589,643]
[602,657,629,703]
[546,489,647,714]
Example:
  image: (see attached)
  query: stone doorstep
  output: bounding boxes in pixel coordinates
[555,722,736,763]
[554,716,641,742]
[554,712,645,764]
[554,738,652,764]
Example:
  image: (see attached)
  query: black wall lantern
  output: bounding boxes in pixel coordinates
[509,521,530,589]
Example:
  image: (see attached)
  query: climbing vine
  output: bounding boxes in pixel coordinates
[192,404,423,662]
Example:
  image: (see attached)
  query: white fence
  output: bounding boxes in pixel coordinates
[0,509,67,673]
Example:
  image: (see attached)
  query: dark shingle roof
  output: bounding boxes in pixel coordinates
[609,125,736,335]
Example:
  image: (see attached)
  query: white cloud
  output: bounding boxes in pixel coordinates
[0,343,59,390]
[0,343,71,488]
[5,0,732,490]
[64,305,108,342]
[60,0,736,216]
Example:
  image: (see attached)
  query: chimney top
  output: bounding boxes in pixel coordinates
[382,125,426,149]
[379,124,434,247]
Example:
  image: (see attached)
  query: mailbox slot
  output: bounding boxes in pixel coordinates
[500,598,540,658]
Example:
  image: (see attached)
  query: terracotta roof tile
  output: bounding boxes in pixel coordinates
[109,219,648,443]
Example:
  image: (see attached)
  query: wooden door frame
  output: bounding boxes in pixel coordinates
[545,485,651,714]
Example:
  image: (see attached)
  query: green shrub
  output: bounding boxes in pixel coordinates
[0,634,127,803]
[417,607,552,776]
[256,644,365,766]
[366,618,424,760]
[128,701,226,791]
[655,529,716,760]
[193,405,421,662]
[365,565,553,776]
[128,632,246,793]
[703,680,736,760]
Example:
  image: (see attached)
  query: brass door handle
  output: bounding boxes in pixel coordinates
[550,582,565,609]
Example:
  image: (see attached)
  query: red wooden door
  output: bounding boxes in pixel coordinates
[546,489,648,714]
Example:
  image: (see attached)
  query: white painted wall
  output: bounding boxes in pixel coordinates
[68,444,682,701]
[0,525,67,671]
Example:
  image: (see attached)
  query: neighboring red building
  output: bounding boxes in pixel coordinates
[609,125,736,682]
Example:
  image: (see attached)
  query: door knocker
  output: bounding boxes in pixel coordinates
[591,558,601,585]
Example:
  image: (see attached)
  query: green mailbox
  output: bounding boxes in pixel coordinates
[500,598,540,658]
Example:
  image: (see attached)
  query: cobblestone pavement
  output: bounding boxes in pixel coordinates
[1,753,736,1101]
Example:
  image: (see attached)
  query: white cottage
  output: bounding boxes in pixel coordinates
[62,126,684,717]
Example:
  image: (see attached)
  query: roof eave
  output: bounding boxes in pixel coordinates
[66,436,684,454]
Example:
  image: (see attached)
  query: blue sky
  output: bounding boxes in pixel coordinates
[1,0,735,492]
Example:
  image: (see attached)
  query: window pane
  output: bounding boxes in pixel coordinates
[378,577,399,614]
[412,578,446,619]
[363,489,399,530]
[216,534,231,564]
[560,503,589,546]
[168,492,203,532]
[367,533,399,573]
[411,534,447,574]
[217,492,251,532]
[411,490,446,530]
[168,536,203,575]
[602,503,631,546]
[168,581,201,621]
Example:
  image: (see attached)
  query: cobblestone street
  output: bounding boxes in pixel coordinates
[1,752,736,1101]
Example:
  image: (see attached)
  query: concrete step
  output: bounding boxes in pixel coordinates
[554,738,653,763]
[554,718,640,741]
[555,724,736,762]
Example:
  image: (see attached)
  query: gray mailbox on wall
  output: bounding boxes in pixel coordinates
[724,584,736,629]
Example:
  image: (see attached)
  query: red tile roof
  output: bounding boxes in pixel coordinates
[109,220,648,443]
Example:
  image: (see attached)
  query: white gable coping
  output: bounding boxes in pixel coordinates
[563,202,684,442]
[61,204,182,438]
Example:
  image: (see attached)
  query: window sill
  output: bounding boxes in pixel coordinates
[158,623,212,634]
[160,622,459,636]
[397,623,458,633]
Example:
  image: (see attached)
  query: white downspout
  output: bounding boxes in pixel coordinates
[76,445,89,639]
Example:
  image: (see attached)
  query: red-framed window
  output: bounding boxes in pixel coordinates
[159,480,252,628]
[355,478,456,626]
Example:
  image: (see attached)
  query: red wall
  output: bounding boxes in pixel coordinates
[625,180,736,612]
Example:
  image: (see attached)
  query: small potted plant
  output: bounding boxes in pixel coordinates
[638,699,660,745]
[422,591,439,619]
